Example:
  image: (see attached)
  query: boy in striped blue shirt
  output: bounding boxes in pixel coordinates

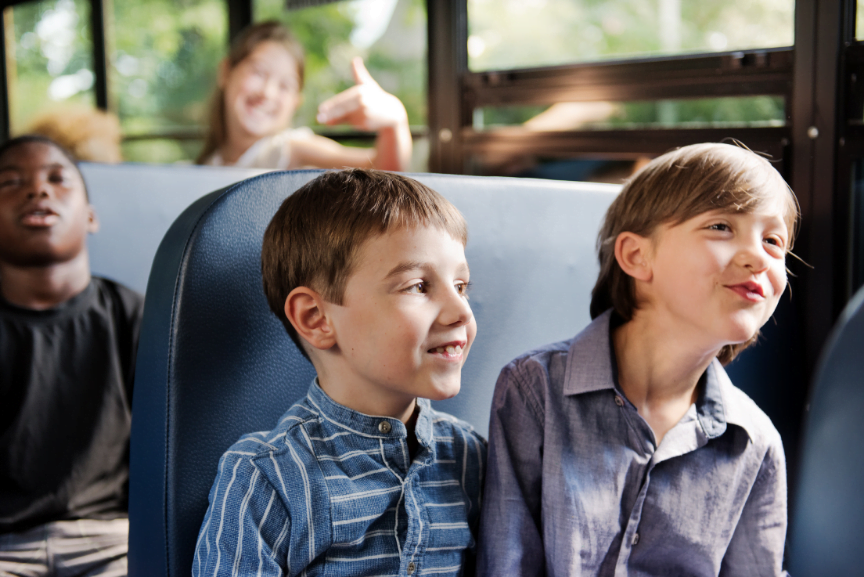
[193,169,486,577]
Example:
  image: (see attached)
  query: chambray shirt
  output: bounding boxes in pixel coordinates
[193,381,486,577]
[477,311,788,577]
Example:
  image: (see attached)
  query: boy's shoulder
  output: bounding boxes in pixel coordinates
[224,396,320,459]
[720,376,784,450]
[504,312,611,381]
[424,404,487,446]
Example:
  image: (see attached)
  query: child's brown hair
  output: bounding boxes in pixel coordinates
[262,169,467,356]
[590,142,799,364]
[197,21,305,165]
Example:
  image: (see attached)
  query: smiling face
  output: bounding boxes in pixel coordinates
[220,41,302,141]
[640,197,790,351]
[0,142,95,267]
[320,225,477,411]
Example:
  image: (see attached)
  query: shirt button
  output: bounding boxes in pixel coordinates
[407,561,416,574]
[614,395,624,407]
[378,421,392,434]
[632,533,640,545]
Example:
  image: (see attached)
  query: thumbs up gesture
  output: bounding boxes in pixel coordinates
[316,57,408,131]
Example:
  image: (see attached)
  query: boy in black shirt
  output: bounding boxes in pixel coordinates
[0,135,143,576]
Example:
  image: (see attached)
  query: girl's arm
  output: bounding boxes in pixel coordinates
[719,439,789,577]
[477,363,546,577]
[302,57,411,171]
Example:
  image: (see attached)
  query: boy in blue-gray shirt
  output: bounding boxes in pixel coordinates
[479,143,796,576]
[193,169,485,577]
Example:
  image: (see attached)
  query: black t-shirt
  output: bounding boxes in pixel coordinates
[0,276,144,534]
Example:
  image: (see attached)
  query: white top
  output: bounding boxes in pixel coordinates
[204,127,315,169]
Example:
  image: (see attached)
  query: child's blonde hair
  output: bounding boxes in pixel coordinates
[196,21,305,164]
[26,105,122,163]
[590,142,799,364]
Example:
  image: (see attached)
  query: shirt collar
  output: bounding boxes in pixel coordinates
[306,379,435,447]
[562,310,756,441]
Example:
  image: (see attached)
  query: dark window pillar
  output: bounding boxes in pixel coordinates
[427,0,467,174]
[90,0,109,110]
[0,11,9,142]
[228,0,253,42]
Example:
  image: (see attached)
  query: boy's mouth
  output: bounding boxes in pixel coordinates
[20,206,59,227]
[726,280,765,301]
[427,341,466,359]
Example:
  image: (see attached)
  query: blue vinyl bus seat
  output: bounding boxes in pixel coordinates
[788,284,864,576]
[82,165,804,577]
[125,170,617,576]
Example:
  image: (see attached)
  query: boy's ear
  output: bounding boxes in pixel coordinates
[284,287,337,351]
[614,231,653,282]
[87,206,99,234]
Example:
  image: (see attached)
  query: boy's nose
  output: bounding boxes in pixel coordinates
[26,177,51,199]
[439,287,473,327]
[737,236,771,272]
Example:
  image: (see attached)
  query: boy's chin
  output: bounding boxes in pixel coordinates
[424,382,462,402]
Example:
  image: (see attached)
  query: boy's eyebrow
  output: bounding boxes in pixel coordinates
[0,163,67,172]
[384,260,470,279]
[384,260,429,279]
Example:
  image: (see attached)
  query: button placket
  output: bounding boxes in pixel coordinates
[407,561,416,574]
[378,420,392,434]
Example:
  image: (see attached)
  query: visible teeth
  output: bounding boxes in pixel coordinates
[436,347,444,354]
[454,345,462,354]
[445,346,455,354]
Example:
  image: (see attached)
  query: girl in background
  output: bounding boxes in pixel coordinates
[197,21,412,171]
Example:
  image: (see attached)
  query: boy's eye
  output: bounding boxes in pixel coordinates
[0,176,21,189]
[404,282,426,294]
[707,223,731,232]
[764,236,786,250]
[455,281,472,298]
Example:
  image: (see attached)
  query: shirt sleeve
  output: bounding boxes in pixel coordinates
[720,437,789,577]
[192,451,291,577]
[477,362,546,577]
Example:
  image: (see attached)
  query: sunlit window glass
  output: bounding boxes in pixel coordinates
[468,0,794,71]
[474,96,785,131]
[111,0,228,162]
[858,0,864,39]
[3,0,95,135]
[254,0,427,130]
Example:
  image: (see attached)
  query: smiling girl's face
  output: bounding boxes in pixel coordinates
[220,40,302,141]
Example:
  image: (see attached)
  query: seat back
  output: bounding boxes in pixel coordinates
[788,285,864,576]
[80,162,265,293]
[127,170,618,577]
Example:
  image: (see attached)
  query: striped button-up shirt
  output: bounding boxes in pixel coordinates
[193,381,486,577]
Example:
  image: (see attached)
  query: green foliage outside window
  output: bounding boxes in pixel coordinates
[5,0,95,135]
[5,0,426,163]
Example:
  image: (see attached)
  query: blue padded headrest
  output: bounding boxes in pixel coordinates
[788,285,864,576]
[127,170,618,577]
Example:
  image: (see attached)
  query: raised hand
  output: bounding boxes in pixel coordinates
[316,57,408,131]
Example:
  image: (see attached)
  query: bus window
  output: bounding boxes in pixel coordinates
[467,0,794,71]
[254,0,428,169]
[473,96,785,132]
[111,0,227,163]
[3,0,96,136]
